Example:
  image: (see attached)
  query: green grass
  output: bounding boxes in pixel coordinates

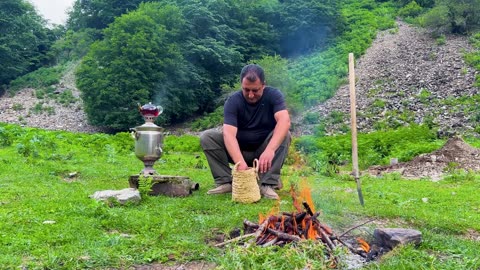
[0,123,479,269]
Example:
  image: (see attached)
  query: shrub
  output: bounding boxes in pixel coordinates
[296,125,441,175]
[8,66,64,95]
[398,1,423,18]
[418,5,451,35]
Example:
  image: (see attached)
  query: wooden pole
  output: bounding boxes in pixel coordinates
[349,53,364,206]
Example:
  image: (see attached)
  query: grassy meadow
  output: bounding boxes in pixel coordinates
[0,123,479,269]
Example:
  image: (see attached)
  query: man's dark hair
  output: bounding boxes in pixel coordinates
[240,64,265,84]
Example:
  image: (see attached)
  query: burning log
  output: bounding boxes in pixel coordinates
[215,184,373,266]
[302,201,314,216]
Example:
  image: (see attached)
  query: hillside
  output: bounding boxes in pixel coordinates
[0,21,478,135]
[294,21,478,137]
[0,63,105,133]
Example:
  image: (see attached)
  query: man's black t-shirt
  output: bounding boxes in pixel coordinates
[224,87,286,151]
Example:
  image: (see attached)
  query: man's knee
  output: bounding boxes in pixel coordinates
[200,129,223,149]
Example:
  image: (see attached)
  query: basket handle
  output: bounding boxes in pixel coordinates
[233,160,259,172]
[233,162,240,172]
[252,159,259,173]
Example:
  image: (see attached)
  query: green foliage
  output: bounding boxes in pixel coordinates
[296,125,440,174]
[393,0,435,8]
[163,135,202,153]
[303,112,321,125]
[419,0,480,35]
[398,1,424,18]
[417,88,431,103]
[56,90,78,105]
[465,33,480,86]
[418,5,451,35]
[12,103,24,111]
[190,106,224,131]
[67,0,144,31]
[29,103,55,116]
[372,98,387,108]
[0,123,479,269]
[8,66,64,95]
[246,55,303,114]
[71,0,354,129]
[0,0,56,88]
[288,0,396,107]
[218,241,340,269]
[77,3,195,130]
[51,29,101,62]
[435,34,446,45]
[277,0,344,56]
[137,176,154,196]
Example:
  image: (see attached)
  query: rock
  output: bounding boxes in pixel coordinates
[90,188,141,204]
[373,228,422,251]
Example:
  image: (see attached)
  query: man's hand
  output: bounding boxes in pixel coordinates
[236,161,249,171]
[258,148,275,173]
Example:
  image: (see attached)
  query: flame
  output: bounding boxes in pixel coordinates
[300,179,315,213]
[258,200,280,224]
[258,213,266,224]
[356,237,370,252]
[267,216,278,229]
[290,185,303,212]
[307,220,318,240]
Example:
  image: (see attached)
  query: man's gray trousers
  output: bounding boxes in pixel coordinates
[200,129,291,186]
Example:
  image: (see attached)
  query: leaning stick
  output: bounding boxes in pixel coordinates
[337,218,375,239]
[349,52,365,207]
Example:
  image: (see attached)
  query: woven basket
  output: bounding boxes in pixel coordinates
[232,159,261,203]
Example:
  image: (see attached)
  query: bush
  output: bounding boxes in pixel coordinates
[398,1,423,18]
[418,5,451,35]
[296,125,441,175]
[8,66,64,95]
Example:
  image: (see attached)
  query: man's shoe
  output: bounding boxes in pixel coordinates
[207,183,232,194]
[260,185,279,200]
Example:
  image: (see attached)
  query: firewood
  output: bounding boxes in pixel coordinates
[320,223,333,235]
[262,238,278,247]
[295,212,307,223]
[316,226,336,251]
[243,219,259,232]
[304,220,311,239]
[214,233,256,247]
[266,228,302,242]
[332,235,367,258]
[302,201,314,216]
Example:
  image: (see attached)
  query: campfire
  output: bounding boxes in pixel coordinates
[216,182,372,267]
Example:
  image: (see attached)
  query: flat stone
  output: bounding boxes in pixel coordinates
[90,188,141,204]
[373,228,422,250]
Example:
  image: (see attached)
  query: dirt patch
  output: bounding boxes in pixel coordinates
[368,137,480,181]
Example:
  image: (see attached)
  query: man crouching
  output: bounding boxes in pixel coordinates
[200,64,291,200]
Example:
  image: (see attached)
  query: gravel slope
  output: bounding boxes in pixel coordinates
[293,21,478,137]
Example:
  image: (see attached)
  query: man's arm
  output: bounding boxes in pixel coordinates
[223,124,249,170]
[258,110,291,173]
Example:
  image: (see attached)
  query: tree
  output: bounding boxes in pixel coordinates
[420,0,480,34]
[77,2,208,130]
[0,0,54,91]
[276,0,342,56]
[67,0,144,31]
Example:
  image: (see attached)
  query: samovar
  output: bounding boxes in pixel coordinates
[131,102,164,175]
